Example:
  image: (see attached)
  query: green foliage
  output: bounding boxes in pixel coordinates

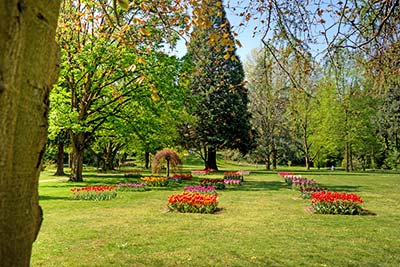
[312,200,364,215]
[52,0,190,180]
[185,0,252,164]
[246,47,294,168]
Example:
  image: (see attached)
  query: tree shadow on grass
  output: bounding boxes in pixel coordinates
[39,195,69,201]
[318,184,363,192]
[226,180,288,191]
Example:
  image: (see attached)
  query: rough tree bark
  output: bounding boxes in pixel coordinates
[69,132,85,182]
[206,147,218,170]
[0,1,61,266]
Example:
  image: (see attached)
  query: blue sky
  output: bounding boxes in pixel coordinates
[170,7,263,62]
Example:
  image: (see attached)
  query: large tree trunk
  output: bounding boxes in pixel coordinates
[265,155,271,170]
[69,132,85,182]
[206,147,218,170]
[54,142,65,176]
[0,1,61,266]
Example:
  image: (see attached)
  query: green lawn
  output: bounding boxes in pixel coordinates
[32,159,400,267]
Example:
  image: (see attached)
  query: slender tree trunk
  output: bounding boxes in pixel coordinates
[203,145,208,169]
[303,123,311,171]
[144,151,150,169]
[0,1,61,266]
[206,147,218,170]
[272,150,277,170]
[70,133,85,182]
[349,145,353,171]
[345,142,350,172]
[166,159,170,177]
[271,143,277,170]
[265,154,271,170]
[305,155,311,171]
[54,142,65,176]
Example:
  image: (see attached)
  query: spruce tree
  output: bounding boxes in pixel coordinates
[186,0,252,170]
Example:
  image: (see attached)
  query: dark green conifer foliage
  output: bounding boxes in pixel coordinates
[186,0,252,170]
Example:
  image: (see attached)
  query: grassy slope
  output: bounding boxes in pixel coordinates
[32,157,400,267]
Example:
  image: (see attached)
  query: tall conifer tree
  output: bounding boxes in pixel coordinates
[186,0,251,170]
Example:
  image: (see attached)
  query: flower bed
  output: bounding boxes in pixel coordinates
[224,179,242,186]
[200,178,225,190]
[172,174,193,180]
[278,172,295,177]
[191,169,216,175]
[223,172,244,181]
[168,176,182,183]
[184,185,217,194]
[117,182,149,192]
[299,187,328,199]
[70,185,117,201]
[283,175,317,190]
[311,191,365,215]
[167,192,218,214]
[140,177,169,187]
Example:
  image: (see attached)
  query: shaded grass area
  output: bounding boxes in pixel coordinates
[32,157,400,267]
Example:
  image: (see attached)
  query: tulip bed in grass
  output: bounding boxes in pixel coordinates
[70,185,117,201]
[117,182,149,192]
[34,163,400,267]
[140,176,169,187]
[278,172,367,215]
[184,185,217,194]
[172,173,193,180]
[311,191,365,215]
[167,192,218,214]
[200,178,225,189]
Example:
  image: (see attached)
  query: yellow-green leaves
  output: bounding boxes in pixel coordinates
[117,0,130,10]
[139,28,151,36]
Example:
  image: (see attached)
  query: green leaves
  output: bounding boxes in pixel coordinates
[117,0,130,10]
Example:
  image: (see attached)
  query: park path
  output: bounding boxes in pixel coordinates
[39,177,69,183]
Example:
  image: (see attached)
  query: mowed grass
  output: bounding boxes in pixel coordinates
[32,159,400,267]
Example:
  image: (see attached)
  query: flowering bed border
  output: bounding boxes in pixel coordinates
[278,172,370,215]
[311,191,365,215]
[167,192,218,214]
[70,185,117,201]
[117,183,149,192]
[141,177,169,187]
